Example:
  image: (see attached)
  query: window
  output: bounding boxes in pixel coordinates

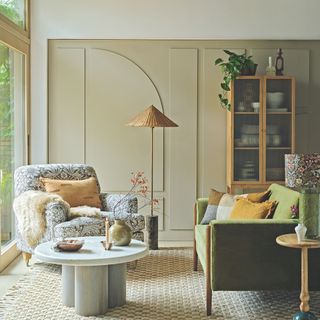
[0,0,25,29]
[0,42,25,249]
[0,0,28,270]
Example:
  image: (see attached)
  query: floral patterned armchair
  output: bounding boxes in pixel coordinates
[14,164,145,265]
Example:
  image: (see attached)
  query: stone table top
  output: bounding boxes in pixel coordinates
[34,236,148,266]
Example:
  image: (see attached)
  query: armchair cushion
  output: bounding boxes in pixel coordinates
[40,177,101,208]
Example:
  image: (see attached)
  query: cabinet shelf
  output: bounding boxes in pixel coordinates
[234,147,259,150]
[235,112,259,115]
[266,147,291,150]
[266,112,292,115]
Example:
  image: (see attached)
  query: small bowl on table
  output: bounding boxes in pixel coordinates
[54,239,84,252]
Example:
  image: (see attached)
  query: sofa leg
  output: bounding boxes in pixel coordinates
[22,252,32,267]
[206,225,212,316]
[193,239,198,271]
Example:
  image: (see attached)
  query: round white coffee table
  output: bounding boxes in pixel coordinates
[34,237,148,316]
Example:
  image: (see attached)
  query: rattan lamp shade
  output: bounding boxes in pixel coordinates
[126,105,178,128]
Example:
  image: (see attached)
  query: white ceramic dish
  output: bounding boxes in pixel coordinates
[266,92,284,109]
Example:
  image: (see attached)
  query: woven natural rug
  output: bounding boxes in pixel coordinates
[0,248,319,319]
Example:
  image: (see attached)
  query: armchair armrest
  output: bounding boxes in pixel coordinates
[195,198,208,225]
[209,219,299,291]
[45,202,69,239]
[100,193,138,213]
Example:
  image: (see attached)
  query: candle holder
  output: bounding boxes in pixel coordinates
[101,240,113,250]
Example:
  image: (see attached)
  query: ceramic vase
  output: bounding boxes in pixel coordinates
[109,219,132,246]
[295,223,307,243]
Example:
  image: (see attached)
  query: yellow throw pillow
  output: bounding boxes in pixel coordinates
[230,198,276,219]
[247,190,271,203]
[40,177,101,208]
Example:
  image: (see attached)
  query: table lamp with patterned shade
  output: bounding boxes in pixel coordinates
[285,153,320,238]
[127,105,178,249]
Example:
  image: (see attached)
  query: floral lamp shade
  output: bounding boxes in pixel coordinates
[285,153,320,188]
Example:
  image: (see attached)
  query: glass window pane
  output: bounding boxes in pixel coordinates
[0,0,25,29]
[0,42,25,249]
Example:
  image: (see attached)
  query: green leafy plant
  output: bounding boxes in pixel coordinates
[215,50,256,111]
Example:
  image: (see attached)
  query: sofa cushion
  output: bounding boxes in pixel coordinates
[268,183,299,219]
[247,190,270,202]
[201,189,225,224]
[40,177,101,208]
[230,199,276,219]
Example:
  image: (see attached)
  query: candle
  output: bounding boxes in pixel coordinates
[105,218,109,244]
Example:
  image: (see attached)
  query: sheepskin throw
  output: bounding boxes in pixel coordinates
[13,191,70,247]
[68,206,101,219]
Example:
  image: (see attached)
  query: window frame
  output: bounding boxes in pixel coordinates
[0,0,29,272]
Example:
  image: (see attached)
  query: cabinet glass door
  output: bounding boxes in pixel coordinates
[265,78,293,182]
[233,78,261,182]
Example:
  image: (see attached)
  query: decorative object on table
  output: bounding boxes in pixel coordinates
[101,218,112,250]
[109,219,132,246]
[276,234,320,320]
[53,239,84,252]
[285,153,320,239]
[265,56,276,76]
[214,50,257,110]
[127,105,178,250]
[295,223,307,243]
[275,48,284,76]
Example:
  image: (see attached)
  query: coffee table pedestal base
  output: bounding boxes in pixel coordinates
[293,311,317,320]
[62,263,126,316]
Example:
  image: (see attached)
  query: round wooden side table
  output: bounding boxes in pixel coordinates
[276,233,320,320]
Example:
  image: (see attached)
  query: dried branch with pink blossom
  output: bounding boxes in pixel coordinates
[113,171,159,218]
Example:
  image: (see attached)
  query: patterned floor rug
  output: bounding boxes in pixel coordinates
[0,248,319,320]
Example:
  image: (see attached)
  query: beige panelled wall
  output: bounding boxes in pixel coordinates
[49,40,318,241]
[169,49,198,229]
[49,48,85,163]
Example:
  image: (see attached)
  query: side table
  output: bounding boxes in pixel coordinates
[276,233,320,320]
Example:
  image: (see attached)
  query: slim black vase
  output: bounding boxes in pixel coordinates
[146,215,158,250]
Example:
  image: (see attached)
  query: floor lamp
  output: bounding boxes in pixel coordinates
[127,105,178,249]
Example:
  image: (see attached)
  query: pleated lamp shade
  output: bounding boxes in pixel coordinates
[126,105,178,128]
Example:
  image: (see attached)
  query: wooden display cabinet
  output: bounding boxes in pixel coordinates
[227,76,295,193]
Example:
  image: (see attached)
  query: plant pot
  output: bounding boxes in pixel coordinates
[110,219,132,246]
[241,63,258,76]
[146,215,158,250]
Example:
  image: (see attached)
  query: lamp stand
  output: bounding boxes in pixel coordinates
[146,127,158,250]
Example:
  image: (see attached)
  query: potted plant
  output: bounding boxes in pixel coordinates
[215,50,257,111]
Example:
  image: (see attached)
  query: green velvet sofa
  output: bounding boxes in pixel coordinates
[193,183,320,316]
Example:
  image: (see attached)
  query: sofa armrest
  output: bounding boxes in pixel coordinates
[195,198,208,225]
[209,219,300,291]
[45,202,69,239]
[100,193,138,214]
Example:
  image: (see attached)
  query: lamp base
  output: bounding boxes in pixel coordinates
[293,311,317,320]
[146,215,158,250]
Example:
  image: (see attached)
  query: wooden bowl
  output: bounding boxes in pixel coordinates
[56,239,84,252]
